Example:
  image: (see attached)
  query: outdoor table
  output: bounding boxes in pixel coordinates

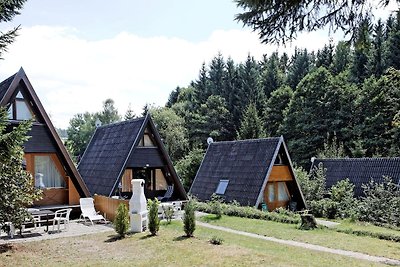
[29,209,55,232]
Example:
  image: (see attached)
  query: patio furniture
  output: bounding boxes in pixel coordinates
[29,209,55,232]
[79,198,107,225]
[52,208,72,232]
[157,185,174,202]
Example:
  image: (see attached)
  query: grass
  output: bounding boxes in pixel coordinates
[199,215,400,261]
[0,221,385,266]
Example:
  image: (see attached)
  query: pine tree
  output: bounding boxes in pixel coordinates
[350,19,372,83]
[224,57,242,129]
[368,19,385,77]
[208,53,225,96]
[260,52,284,97]
[237,103,265,140]
[124,103,136,120]
[98,98,121,124]
[0,0,26,59]
[316,41,334,69]
[287,48,313,89]
[384,11,400,70]
[281,67,351,166]
[264,85,293,136]
[166,87,181,108]
[332,41,351,75]
[239,55,266,114]
[0,108,41,230]
[193,63,211,107]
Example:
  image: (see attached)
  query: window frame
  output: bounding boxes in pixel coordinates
[215,179,229,195]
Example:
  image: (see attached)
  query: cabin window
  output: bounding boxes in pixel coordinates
[137,127,156,147]
[277,182,290,201]
[215,180,229,195]
[34,155,65,188]
[15,99,33,120]
[143,134,155,146]
[155,169,168,190]
[7,91,35,120]
[7,104,13,119]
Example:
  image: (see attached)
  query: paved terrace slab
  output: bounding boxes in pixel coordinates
[0,220,114,244]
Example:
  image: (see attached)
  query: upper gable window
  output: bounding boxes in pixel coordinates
[215,180,229,195]
[7,91,35,121]
[138,127,156,147]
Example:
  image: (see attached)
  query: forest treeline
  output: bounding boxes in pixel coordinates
[66,14,400,190]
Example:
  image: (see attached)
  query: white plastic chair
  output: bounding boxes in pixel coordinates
[79,198,107,225]
[52,208,72,232]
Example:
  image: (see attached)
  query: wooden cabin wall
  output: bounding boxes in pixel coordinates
[68,177,81,205]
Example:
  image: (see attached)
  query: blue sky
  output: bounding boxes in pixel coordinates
[0,1,397,128]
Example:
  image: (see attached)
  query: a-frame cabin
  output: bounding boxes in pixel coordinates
[0,68,90,207]
[78,114,187,201]
[189,137,306,211]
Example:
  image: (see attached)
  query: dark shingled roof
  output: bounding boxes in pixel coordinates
[312,158,400,197]
[78,117,145,196]
[190,137,281,206]
[0,73,16,103]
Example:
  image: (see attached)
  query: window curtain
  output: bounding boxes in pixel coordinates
[34,155,65,188]
[277,182,289,201]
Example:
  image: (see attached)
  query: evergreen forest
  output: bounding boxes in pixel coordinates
[67,14,400,191]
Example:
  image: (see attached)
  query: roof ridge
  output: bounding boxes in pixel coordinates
[97,116,145,129]
[212,137,280,145]
[315,157,400,161]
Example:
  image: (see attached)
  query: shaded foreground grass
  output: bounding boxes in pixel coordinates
[0,221,384,266]
[199,215,400,261]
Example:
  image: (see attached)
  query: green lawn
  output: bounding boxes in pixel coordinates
[198,215,400,261]
[0,221,384,266]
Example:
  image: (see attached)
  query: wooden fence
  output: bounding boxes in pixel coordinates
[94,194,129,222]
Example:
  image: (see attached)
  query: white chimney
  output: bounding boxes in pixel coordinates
[129,179,148,232]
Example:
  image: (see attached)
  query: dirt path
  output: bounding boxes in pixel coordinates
[197,221,400,266]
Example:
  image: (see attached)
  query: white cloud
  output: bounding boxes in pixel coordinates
[0,25,335,128]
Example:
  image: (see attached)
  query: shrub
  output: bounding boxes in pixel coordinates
[114,203,129,237]
[194,200,301,224]
[148,198,160,236]
[295,164,327,204]
[210,194,223,219]
[330,179,358,219]
[162,205,174,224]
[359,177,400,227]
[183,199,196,237]
[209,236,224,245]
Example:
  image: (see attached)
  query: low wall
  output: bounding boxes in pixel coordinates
[94,195,129,222]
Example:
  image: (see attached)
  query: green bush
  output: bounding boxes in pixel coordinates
[162,205,174,224]
[194,200,300,224]
[183,199,196,237]
[359,177,400,227]
[210,194,223,219]
[148,198,160,236]
[209,236,224,245]
[114,203,129,237]
[330,179,358,219]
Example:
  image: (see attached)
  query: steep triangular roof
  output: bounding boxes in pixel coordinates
[78,114,187,199]
[190,136,306,208]
[312,157,400,197]
[0,68,90,197]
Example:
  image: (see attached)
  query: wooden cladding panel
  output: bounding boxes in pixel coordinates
[68,177,80,205]
[268,165,293,182]
[94,194,129,222]
[122,169,133,192]
[34,188,68,206]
